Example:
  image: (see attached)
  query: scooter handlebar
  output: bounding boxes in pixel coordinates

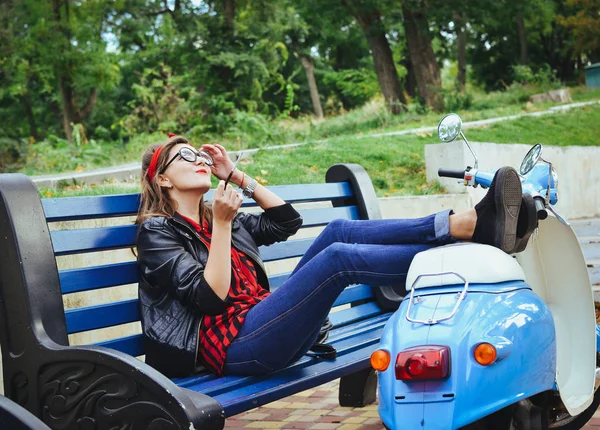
[438,168,465,179]
[534,197,548,220]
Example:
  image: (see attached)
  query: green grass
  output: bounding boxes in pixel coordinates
[39,180,141,198]
[42,103,600,199]
[464,103,600,146]
[288,85,600,141]
[20,85,600,179]
[36,91,600,198]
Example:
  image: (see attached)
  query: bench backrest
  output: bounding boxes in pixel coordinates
[31,164,392,358]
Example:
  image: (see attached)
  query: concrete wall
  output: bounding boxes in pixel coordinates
[425,141,600,220]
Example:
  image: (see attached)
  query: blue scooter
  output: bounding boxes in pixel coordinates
[373,113,599,429]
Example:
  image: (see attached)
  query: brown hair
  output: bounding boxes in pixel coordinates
[136,135,213,227]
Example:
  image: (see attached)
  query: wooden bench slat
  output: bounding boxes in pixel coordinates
[88,286,379,356]
[52,225,137,256]
[199,326,386,416]
[59,265,374,307]
[90,306,391,361]
[65,299,139,334]
[43,183,354,222]
[328,301,384,327]
[268,272,289,288]
[52,227,314,259]
[60,261,138,294]
[50,206,357,256]
[66,288,381,336]
[298,206,359,226]
[259,238,314,262]
[174,312,392,390]
[96,334,144,357]
[43,193,141,222]
[332,284,374,307]
[272,281,374,307]
[197,329,383,398]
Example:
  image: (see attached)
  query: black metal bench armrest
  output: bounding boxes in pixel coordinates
[0,174,224,429]
[34,343,224,429]
[0,395,51,430]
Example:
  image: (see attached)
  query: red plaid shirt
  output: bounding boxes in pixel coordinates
[179,215,270,375]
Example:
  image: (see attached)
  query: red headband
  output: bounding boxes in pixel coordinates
[147,145,164,182]
[147,134,177,182]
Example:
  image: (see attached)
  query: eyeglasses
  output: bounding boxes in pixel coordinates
[160,147,214,174]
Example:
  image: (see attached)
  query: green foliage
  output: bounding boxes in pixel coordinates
[0,138,28,173]
[1,0,598,179]
[322,68,380,108]
[282,83,300,116]
[121,64,191,135]
[512,64,561,89]
[443,90,474,111]
[21,136,111,175]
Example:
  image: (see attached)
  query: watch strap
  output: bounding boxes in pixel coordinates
[242,178,258,198]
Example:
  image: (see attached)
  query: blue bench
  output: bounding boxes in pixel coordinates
[0,164,403,429]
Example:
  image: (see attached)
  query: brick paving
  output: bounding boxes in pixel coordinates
[224,379,600,429]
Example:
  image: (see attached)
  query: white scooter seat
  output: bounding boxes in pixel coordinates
[405,242,526,291]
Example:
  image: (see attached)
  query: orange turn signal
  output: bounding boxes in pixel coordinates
[371,349,391,371]
[474,343,497,366]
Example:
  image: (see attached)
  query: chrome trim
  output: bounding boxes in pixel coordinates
[405,272,469,325]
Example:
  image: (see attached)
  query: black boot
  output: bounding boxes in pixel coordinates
[472,167,522,253]
[512,193,539,253]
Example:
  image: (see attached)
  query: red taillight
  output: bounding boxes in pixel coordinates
[395,345,450,381]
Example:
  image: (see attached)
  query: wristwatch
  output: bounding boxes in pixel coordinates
[242,178,258,198]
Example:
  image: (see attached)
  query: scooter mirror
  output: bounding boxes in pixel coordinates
[520,143,543,175]
[437,113,463,142]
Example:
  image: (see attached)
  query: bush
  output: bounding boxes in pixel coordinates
[20,137,112,175]
[0,137,28,173]
[512,64,561,90]
[322,68,380,109]
[443,90,474,111]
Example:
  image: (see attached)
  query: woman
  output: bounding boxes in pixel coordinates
[137,135,532,378]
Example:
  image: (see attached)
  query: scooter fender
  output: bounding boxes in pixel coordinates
[377,282,556,430]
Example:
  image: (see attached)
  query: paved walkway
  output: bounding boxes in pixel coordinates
[225,379,600,429]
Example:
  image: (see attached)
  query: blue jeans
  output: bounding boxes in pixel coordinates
[223,211,455,375]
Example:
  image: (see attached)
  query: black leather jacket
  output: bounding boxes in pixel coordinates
[137,204,302,377]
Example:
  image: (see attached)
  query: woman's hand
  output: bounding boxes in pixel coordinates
[201,143,236,181]
[212,180,243,226]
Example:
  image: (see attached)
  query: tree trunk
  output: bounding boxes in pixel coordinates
[223,0,235,34]
[454,14,467,92]
[516,13,528,65]
[402,4,444,112]
[52,0,97,141]
[58,75,75,142]
[76,88,99,123]
[22,93,38,141]
[53,0,74,141]
[341,1,406,114]
[299,55,324,119]
[401,56,416,98]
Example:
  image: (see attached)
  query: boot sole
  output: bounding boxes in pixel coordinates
[513,194,538,253]
[494,168,522,253]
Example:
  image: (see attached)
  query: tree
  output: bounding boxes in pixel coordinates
[51,0,119,141]
[557,0,600,63]
[0,0,119,141]
[402,0,444,111]
[340,0,407,114]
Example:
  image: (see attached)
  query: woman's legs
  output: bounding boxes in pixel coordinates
[224,211,455,375]
[291,210,455,275]
[223,167,534,375]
